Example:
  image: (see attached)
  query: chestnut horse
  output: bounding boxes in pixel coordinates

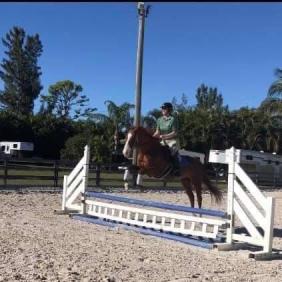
[122,126,222,208]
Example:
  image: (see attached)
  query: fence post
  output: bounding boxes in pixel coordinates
[273,176,277,188]
[96,164,100,187]
[54,160,59,187]
[255,173,259,184]
[3,159,8,188]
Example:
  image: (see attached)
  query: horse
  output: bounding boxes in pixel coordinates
[122,126,223,209]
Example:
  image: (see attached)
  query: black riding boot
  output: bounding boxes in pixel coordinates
[170,151,180,174]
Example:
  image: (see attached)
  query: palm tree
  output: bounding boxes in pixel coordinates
[232,108,261,150]
[268,68,282,99]
[260,97,282,115]
[89,101,134,130]
[104,100,134,133]
[258,94,282,153]
[88,100,135,152]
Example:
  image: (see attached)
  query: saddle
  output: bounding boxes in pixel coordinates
[170,152,194,177]
[126,148,194,179]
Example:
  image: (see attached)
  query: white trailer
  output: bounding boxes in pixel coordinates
[209,148,282,184]
[0,141,34,158]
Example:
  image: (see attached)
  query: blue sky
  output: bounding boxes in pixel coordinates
[0,2,281,116]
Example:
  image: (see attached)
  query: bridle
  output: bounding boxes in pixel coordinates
[127,130,139,149]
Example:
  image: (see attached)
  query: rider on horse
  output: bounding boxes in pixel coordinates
[153,102,180,172]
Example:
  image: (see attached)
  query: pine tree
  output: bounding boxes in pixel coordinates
[0,26,43,116]
[40,80,96,120]
[195,84,226,111]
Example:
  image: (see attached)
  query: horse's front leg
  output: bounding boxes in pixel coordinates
[123,164,142,191]
[135,168,146,191]
[127,164,140,174]
[123,167,143,191]
[123,169,130,191]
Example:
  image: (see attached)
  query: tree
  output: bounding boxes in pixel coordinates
[0,26,43,115]
[60,121,112,163]
[232,107,260,150]
[40,80,96,119]
[268,68,282,99]
[259,97,282,115]
[171,93,189,112]
[90,100,134,145]
[175,84,229,152]
[195,84,227,112]
[31,113,76,159]
[104,100,134,132]
[0,110,33,141]
[143,108,162,130]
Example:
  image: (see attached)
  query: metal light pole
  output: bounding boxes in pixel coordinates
[133,2,150,166]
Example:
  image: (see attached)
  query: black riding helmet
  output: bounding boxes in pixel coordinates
[161,102,173,110]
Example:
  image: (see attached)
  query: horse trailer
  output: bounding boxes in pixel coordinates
[209,148,282,186]
[0,141,34,158]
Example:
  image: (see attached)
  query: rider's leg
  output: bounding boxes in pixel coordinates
[161,140,179,169]
[169,144,180,170]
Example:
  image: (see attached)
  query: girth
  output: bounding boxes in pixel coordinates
[154,163,174,179]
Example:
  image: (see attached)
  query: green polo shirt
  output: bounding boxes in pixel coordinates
[156,115,178,135]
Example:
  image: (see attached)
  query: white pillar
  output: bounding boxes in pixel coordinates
[263,197,275,253]
[81,145,90,214]
[226,146,236,244]
[61,175,68,211]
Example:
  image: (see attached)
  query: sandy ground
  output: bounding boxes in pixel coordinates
[1,190,282,282]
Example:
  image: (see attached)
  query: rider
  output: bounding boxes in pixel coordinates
[153,102,180,170]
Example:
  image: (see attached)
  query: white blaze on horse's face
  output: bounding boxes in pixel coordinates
[122,132,133,159]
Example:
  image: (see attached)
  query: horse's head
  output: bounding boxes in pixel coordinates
[122,126,154,159]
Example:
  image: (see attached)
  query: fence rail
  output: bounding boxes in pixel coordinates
[0,157,281,189]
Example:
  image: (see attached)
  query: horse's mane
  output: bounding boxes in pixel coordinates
[132,126,171,160]
[131,126,159,144]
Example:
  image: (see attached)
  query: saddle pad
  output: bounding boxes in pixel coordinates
[178,154,193,167]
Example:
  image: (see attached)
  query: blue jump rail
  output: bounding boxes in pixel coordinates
[72,214,216,249]
[85,191,227,218]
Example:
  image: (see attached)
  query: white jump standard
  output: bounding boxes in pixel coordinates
[61,145,278,260]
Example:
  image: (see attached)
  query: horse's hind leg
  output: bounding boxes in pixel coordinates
[192,179,202,209]
[181,178,194,208]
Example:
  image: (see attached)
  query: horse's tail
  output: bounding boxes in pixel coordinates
[202,166,223,203]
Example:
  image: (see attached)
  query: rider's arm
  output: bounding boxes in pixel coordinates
[160,130,177,140]
[153,119,161,137]
[153,128,160,137]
